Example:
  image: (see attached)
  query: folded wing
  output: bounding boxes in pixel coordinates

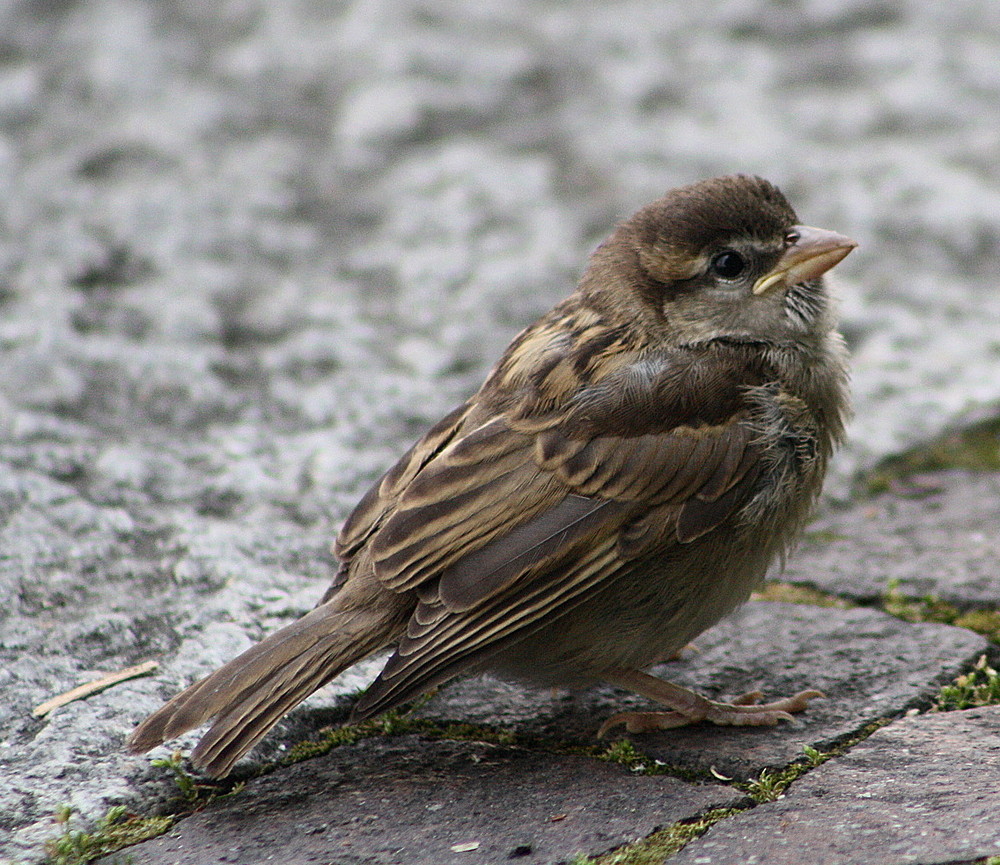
[337,345,770,718]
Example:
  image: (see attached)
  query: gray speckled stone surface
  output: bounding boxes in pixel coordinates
[417,602,988,780]
[98,736,744,865]
[85,599,990,865]
[784,470,1000,606]
[3,0,1000,862]
[670,706,1000,865]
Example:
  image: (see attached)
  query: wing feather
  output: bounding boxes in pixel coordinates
[335,402,475,561]
[338,344,773,716]
[353,539,622,719]
[436,494,615,611]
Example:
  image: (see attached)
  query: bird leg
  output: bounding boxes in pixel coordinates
[597,668,822,737]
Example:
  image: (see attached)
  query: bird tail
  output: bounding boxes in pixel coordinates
[127,595,404,778]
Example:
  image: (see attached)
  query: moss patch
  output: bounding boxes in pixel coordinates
[597,739,652,771]
[149,749,236,805]
[738,744,825,803]
[282,711,718,789]
[878,580,1000,647]
[594,739,701,780]
[281,710,522,767]
[753,581,852,608]
[44,751,244,864]
[861,411,1000,495]
[954,609,1000,643]
[936,655,1000,711]
[580,726,897,864]
[567,806,742,865]
[45,805,173,865]
[881,580,963,627]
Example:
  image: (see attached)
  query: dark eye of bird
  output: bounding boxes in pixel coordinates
[710,249,746,280]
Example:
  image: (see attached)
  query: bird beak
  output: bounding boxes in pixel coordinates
[752,226,857,295]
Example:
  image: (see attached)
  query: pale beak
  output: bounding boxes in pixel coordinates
[752,226,857,296]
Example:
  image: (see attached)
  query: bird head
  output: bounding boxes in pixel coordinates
[584,175,857,347]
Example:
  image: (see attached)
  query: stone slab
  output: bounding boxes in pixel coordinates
[96,736,741,865]
[418,602,988,780]
[784,470,1000,607]
[670,705,1000,865]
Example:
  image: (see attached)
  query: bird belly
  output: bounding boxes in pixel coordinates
[482,529,776,689]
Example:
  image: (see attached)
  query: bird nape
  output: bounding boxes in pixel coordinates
[128,174,856,778]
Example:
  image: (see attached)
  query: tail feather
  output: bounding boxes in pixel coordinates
[128,599,403,777]
[190,652,347,777]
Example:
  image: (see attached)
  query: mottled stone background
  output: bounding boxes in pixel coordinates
[2,0,999,862]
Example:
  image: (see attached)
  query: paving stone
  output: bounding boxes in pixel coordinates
[418,602,988,781]
[97,735,742,865]
[670,705,1000,865]
[784,470,1000,607]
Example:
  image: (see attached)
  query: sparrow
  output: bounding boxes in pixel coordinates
[128,175,855,778]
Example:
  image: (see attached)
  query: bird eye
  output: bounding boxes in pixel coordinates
[710,250,746,280]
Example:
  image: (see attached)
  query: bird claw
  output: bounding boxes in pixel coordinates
[597,688,824,737]
[703,688,824,726]
[598,710,691,737]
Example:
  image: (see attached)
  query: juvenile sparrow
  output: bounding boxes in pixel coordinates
[129,175,855,777]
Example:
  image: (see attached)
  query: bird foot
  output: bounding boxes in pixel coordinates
[597,668,823,737]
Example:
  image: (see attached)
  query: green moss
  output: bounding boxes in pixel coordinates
[861,412,1000,494]
[596,739,669,775]
[595,738,714,782]
[582,807,743,865]
[737,722,898,805]
[879,581,1000,650]
[936,655,1000,711]
[282,710,520,767]
[753,581,852,608]
[598,739,645,768]
[733,743,825,803]
[48,750,245,863]
[147,749,242,806]
[436,721,517,746]
[741,764,801,803]
[581,740,865,863]
[150,750,206,804]
[800,528,849,545]
[954,609,1000,643]
[45,805,172,865]
[881,580,961,626]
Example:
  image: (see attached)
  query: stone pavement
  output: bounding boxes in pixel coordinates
[2,1,1000,863]
[92,470,999,865]
[97,584,999,865]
